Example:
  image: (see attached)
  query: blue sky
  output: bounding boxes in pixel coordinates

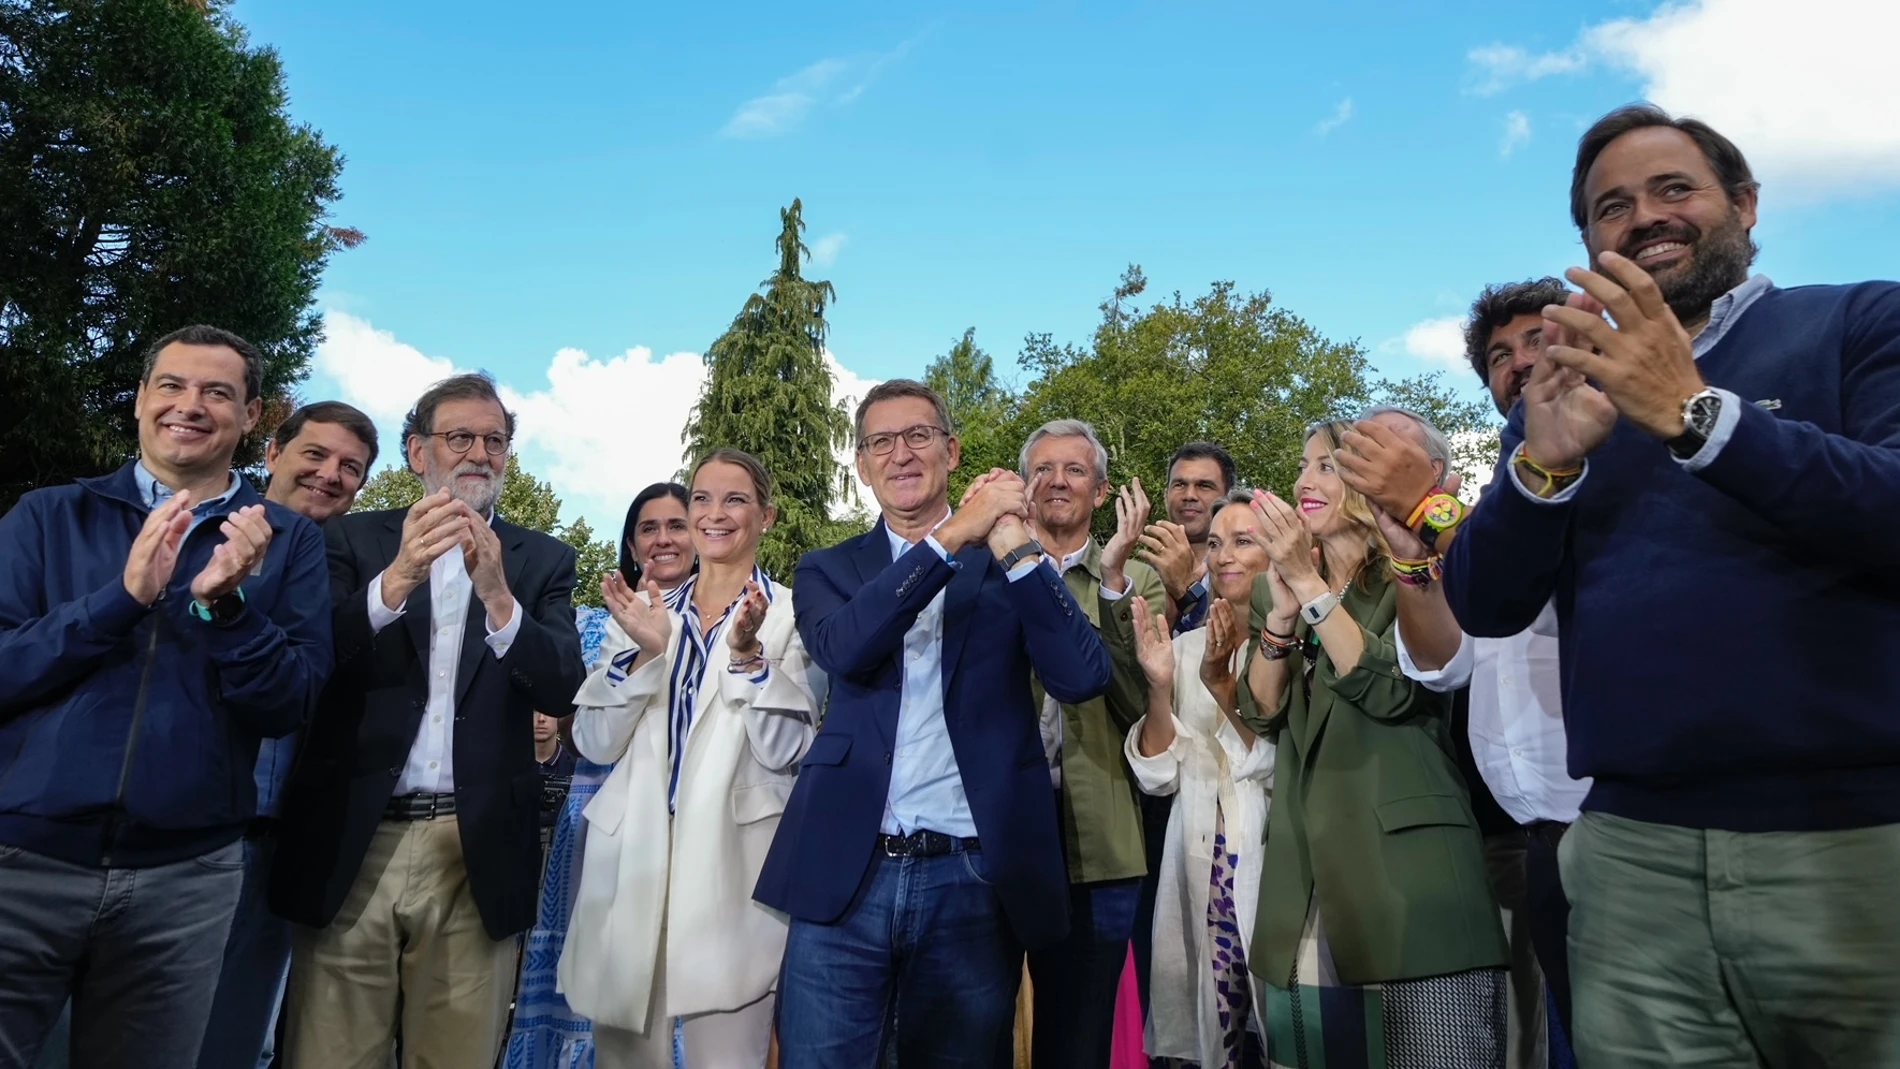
[232,0,1899,530]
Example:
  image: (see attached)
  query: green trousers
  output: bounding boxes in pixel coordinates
[1560,810,1900,1068]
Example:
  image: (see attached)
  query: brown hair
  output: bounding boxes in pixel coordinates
[852,379,954,446]
[690,447,774,508]
[273,400,380,469]
[401,372,517,448]
[142,324,265,402]
[1570,104,1759,230]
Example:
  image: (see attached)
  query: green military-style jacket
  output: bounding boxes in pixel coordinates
[1030,538,1167,885]
[1237,569,1507,986]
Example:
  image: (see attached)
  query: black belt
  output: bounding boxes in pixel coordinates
[244,817,278,841]
[385,792,457,821]
[877,830,980,857]
[1526,820,1570,848]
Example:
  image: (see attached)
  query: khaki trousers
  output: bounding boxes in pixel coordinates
[282,816,516,1069]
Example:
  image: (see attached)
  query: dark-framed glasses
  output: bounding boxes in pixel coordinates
[859,424,947,456]
[431,431,511,456]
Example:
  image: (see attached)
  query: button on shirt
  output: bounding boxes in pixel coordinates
[883,515,1041,837]
[1396,600,1590,825]
[367,527,522,795]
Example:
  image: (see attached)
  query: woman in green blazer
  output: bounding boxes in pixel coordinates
[1238,421,1508,1069]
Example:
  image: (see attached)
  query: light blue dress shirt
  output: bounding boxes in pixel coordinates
[133,461,240,534]
[881,516,1039,837]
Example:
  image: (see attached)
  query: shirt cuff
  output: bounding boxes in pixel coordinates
[484,597,523,658]
[1507,447,1589,506]
[1394,625,1473,692]
[921,535,961,569]
[728,660,772,685]
[1675,387,1744,473]
[367,575,405,634]
[1005,558,1041,583]
[1099,574,1133,600]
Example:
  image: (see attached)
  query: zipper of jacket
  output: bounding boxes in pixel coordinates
[100,600,163,868]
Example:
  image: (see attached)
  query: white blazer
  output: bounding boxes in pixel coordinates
[1123,626,1274,1063]
[557,579,821,1032]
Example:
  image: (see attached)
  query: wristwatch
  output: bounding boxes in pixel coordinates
[1411,491,1464,550]
[1666,388,1723,460]
[188,588,247,625]
[1299,590,1340,626]
[1000,539,1046,572]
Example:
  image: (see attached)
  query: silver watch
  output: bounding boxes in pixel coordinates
[1299,590,1340,626]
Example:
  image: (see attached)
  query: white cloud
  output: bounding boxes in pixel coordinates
[1315,97,1354,136]
[1466,0,1900,194]
[315,310,882,531]
[1500,110,1532,157]
[721,40,913,139]
[1393,316,1469,375]
[810,232,848,267]
[1465,44,1587,96]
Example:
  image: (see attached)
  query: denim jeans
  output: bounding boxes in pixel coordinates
[0,841,243,1069]
[196,836,293,1069]
[1026,878,1140,1069]
[776,848,1023,1068]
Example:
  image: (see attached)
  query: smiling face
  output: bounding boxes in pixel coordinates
[1166,457,1226,542]
[1206,500,1272,604]
[1024,434,1107,540]
[855,396,958,521]
[409,396,509,515]
[1293,431,1352,539]
[1482,312,1547,415]
[688,460,774,568]
[135,342,261,484]
[630,494,692,588]
[265,419,374,523]
[1581,125,1757,326]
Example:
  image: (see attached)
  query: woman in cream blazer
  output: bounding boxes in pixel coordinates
[559,450,822,1069]
[1124,489,1274,1068]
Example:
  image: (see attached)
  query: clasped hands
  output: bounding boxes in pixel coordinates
[939,468,1042,560]
[383,489,516,628]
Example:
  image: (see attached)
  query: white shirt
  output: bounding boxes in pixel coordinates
[1038,539,1131,789]
[1395,600,1589,825]
[368,539,522,795]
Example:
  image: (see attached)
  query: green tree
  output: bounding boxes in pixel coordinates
[924,327,1018,503]
[349,454,615,607]
[1006,266,1497,538]
[681,198,852,579]
[0,0,359,510]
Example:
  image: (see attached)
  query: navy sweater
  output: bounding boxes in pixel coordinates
[1445,281,1900,833]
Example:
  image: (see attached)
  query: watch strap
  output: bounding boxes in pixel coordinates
[189,588,247,625]
[1000,540,1045,572]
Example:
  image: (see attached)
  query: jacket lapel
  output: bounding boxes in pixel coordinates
[453,518,529,709]
[392,513,436,668]
[855,520,893,586]
[937,545,989,709]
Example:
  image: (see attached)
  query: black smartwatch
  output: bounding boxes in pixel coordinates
[999,540,1046,572]
[188,588,247,625]
[1666,388,1723,460]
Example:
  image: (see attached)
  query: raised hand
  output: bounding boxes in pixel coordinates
[1248,491,1318,582]
[1336,418,1443,520]
[1543,253,1704,441]
[727,579,769,655]
[1261,562,1300,637]
[602,572,672,655]
[1137,519,1198,602]
[1130,595,1175,689]
[458,503,515,626]
[123,493,193,606]
[1199,597,1241,703]
[188,504,273,604]
[942,468,1029,554]
[383,489,467,609]
[1374,505,1429,560]
[1520,301,1619,473]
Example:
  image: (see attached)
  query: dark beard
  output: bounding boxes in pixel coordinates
[1615,209,1756,327]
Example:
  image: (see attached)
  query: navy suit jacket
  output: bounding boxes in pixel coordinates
[753,520,1112,950]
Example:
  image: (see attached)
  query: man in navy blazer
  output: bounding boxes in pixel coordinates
[758,379,1111,1066]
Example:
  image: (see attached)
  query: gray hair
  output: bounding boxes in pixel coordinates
[1019,419,1109,483]
[1357,406,1453,476]
[1208,486,1255,517]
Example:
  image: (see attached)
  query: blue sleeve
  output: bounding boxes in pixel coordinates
[1689,284,1900,555]
[1004,561,1111,704]
[1441,411,1575,639]
[0,493,152,721]
[793,540,959,680]
[194,515,335,739]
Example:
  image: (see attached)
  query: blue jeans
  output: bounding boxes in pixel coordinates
[776,848,1022,1068]
[1027,878,1139,1069]
[0,841,243,1069]
[196,836,293,1069]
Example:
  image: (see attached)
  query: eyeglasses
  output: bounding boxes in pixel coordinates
[858,424,948,456]
[430,431,511,456]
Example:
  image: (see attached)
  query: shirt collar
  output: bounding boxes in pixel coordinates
[1693,274,1773,359]
[133,461,239,514]
[1044,534,1098,579]
[886,509,952,557]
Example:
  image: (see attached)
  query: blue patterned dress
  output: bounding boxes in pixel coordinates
[503,606,614,1069]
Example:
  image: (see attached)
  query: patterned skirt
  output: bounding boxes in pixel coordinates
[1264,901,1506,1069]
[1208,807,1254,1068]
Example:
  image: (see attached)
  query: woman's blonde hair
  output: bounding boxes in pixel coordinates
[1303,420,1392,590]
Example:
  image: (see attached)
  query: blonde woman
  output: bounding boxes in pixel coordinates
[559,449,821,1068]
[1124,488,1275,1068]
[1241,422,1506,1068]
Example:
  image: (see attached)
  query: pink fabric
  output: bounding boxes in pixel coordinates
[1109,942,1147,1069]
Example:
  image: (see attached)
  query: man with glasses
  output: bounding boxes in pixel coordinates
[270,373,585,1069]
[762,380,1111,1066]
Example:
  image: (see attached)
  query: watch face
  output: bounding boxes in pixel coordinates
[1687,393,1722,436]
[1422,494,1462,531]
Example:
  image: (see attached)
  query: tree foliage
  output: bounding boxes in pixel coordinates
[924,327,1017,504]
[0,0,355,510]
[681,198,853,579]
[349,454,616,607]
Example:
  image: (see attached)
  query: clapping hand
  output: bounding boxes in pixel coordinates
[188,504,273,604]
[1137,519,1199,602]
[1130,595,1175,689]
[1247,492,1318,583]
[123,493,193,606]
[727,579,769,656]
[1100,479,1148,594]
[1520,289,1620,471]
[601,572,672,654]
[1543,253,1704,443]
[457,503,514,625]
[382,489,466,610]
[1336,419,1461,520]
[1199,597,1242,706]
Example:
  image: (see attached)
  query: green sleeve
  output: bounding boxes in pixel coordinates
[1097,560,1164,734]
